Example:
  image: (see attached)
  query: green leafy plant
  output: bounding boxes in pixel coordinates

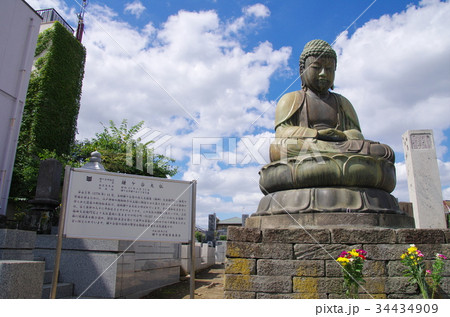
[337,249,367,299]
[401,244,428,298]
[426,253,447,298]
[195,231,205,243]
[400,244,447,299]
[11,21,86,200]
[21,21,86,155]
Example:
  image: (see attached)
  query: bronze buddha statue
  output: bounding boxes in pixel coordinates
[270,40,394,164]
[255,40,404,217]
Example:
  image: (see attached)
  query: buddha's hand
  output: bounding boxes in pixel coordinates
[317,128,347,141]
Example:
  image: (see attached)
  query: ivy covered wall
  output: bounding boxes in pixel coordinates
[20,21,86,155]
[11,21,86,198]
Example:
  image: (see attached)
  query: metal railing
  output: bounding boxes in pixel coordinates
[36,8,74,33]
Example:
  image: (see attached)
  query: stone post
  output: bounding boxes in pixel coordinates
[402,130,446,228]
[28,159,62,233]
[206,213,216,244]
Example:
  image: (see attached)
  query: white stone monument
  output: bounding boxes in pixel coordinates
[402,130,446,228]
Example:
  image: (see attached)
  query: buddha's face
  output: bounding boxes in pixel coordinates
[302,56,335,95]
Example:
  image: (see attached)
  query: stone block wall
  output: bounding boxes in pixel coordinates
[224,227,450,299]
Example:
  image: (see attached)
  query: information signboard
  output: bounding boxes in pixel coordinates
[63,168,193,242]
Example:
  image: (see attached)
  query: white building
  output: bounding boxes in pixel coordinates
[0,0,42,216]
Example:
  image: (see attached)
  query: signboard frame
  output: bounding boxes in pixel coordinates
[63,167,193,242]
[51,166,197,299]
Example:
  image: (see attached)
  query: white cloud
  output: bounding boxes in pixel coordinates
[334,0,450,152]
[443,187,450,200]
[26,0,78,25]
[186,162,264,227]
[333,0,450,203]
[76,5,289,226]
[27,0,66,11]
[31,1,450,226]
[124,1,146,19]
[244,4,270,18]
[438,160,450,200]
[393,159,450,202]
[392,162,409,202]
[227,3,271,34]
[79,7,291,139]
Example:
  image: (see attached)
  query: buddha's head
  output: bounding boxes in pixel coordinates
[299,39,337,94]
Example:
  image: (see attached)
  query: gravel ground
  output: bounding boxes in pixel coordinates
[141,264,225,299]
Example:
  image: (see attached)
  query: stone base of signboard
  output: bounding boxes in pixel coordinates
[224,227,450,299]
[34,235,181,298]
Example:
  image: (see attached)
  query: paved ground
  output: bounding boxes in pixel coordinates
[141,264,225,299]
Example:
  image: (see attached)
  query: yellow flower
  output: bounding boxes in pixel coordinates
[337,257,350,266]
[410,256,414,260]
[401,253,406,259]
[408,245,417,253]
[337,257,349,262]
[349,250,359,257]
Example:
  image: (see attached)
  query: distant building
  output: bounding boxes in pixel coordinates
[444,200,450,228]
[216,217,244,234]
[398,202,413,218]
[399,200,449,228]
[207,214,249,240]
[36,8,73,33]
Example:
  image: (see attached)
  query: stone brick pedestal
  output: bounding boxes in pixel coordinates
[224,227,450,299]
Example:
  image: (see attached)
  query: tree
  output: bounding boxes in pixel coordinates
[74,120,177,177]
[9,119,177,201]
[195,231,205,243]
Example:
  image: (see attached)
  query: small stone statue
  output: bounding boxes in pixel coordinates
[254,40,405,219]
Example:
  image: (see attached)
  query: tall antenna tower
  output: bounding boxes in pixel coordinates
[76,0,88,43]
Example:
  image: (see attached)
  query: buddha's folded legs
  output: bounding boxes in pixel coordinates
[270,138,395,163]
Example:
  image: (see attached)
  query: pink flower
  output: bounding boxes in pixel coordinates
[437,253,448,260]
[426,270,432,275]
[356,249,367,256]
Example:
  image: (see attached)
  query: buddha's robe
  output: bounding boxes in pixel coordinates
[269,90,394,162]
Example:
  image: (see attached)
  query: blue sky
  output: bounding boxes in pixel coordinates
[28,0,450,227]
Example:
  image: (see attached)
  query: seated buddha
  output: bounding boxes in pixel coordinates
[256,40,400,215]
